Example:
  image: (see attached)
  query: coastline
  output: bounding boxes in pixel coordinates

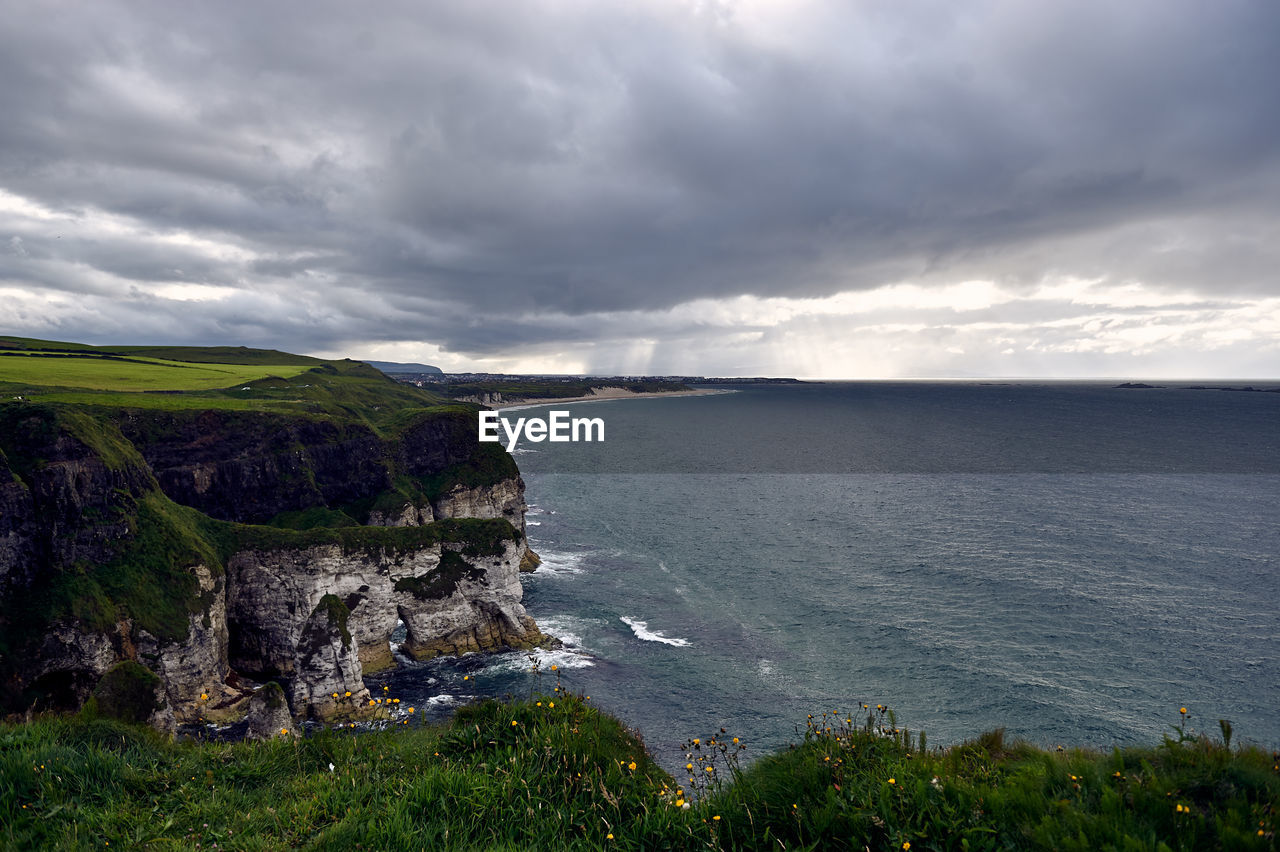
[491,386,732,411]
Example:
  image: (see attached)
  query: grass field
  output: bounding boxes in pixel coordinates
[1,697,1275,850]
[0,337,463,425]
[0,352,313,391]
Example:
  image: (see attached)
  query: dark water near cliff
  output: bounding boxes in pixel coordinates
[380,382,1280,771]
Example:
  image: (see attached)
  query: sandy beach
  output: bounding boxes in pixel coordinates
[491,386,731,410]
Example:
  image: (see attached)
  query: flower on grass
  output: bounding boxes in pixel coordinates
[713,815,721,821]
[903,843,911,850]
[888,778,896,785]
[280,728,289,736]
[606,834,613,840]
[628,761,637,771]
[511,720,519,727]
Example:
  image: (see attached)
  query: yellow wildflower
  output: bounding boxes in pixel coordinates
[888,778,896,785]
[628,761,637,771]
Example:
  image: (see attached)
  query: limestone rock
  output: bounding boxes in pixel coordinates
[432,476,526,533]
[244,681,296,740]
[398,540,548,660]
[134,563,231,723]
[290,595,369,718]
[227,543,419,683]
[368,502,433,527]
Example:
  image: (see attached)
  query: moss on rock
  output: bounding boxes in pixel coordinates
[83,661,165,725]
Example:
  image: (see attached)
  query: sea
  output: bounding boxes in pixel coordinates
[373,382,1280,772]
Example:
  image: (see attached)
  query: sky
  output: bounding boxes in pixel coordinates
[1,0,1278,378]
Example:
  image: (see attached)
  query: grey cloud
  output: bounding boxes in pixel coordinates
[0,0,1277,370]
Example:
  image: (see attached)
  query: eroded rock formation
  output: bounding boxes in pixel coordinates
[0,402,547,730]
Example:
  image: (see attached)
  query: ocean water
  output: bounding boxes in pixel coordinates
[377,382,1280,772]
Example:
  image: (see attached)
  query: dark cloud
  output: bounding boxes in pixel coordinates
[1,0,1277,374]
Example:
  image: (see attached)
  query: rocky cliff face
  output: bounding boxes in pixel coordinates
[431,476,526,532]
[0,401,546,729]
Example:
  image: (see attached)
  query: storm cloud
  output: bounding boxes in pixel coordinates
[1,0,1277,376]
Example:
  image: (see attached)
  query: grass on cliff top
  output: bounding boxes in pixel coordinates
[0,337,465,431]
[1,698,1276,851]
[0,350,313,391]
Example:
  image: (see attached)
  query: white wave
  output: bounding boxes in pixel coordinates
[487,645,595,672]
[532,550,586,577]
[534,615,590,648]
[620,616,691,647]
[526,520,542,526]
[426,694,456,707]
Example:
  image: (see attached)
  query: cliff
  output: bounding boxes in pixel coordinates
[0,349,548,729]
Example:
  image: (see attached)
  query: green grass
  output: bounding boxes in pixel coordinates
[0,352,313,392]
[0,338,459,428]
[1,701,1275,850]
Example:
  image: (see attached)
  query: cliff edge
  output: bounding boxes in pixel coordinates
[0,342,549,729]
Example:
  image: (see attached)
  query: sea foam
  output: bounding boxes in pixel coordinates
[620,616,691,647]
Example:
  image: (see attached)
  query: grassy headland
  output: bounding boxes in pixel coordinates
[0,338,520,715]
[1,697,1275,850]
[0,336,461,426]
